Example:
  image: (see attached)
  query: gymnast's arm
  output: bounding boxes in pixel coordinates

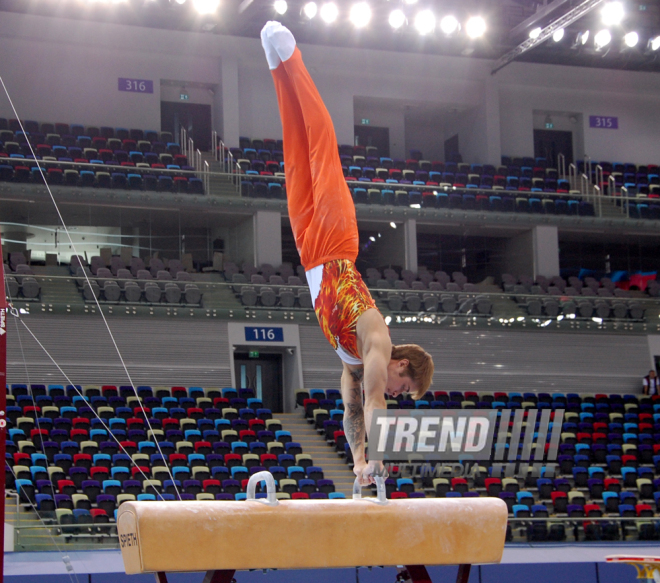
[341,362,367,479]
[342,309,391,485]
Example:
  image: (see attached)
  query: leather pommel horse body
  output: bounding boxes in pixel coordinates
[118,472,507,583]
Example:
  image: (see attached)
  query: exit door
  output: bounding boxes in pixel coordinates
[354,125,390,157]
[161,101,212,151]
[533,129,573,168]
[234,353,283,413]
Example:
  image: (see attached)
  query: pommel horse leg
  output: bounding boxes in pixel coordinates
[399,564,471,583]
[156,570,236,583]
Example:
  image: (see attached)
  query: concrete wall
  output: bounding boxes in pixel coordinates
[498,63,660,164]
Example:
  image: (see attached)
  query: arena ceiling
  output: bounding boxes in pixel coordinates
[2,0,660,72]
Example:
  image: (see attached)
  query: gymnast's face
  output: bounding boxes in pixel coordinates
[385,359,418,397]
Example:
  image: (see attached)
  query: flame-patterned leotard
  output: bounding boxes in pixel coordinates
[306,259,379,365]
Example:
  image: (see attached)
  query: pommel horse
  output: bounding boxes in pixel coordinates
[117,471,507,583]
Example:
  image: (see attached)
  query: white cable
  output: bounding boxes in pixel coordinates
[6,464,81,583]
[0,73,181,497]
[9,312,181,499]
[6,281,65,552]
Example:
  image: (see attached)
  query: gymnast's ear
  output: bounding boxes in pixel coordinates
[396,358,410,372]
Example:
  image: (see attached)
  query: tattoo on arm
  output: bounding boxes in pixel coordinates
[344,367,365,455]
[349,369,364,383]
[344,401,365,456]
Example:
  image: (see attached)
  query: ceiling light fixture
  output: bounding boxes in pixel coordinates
[440,15,459,35]
[414,9,436,35]
[320,2,338,23]
[303,2,317,19]
[529,27,542,39]
[192,0,219,14]
[466,16,486,39]
[349,2,372,28]
[388,9,406,30]
[601,2,624,26]
[623,31,639,47]
[594,29,612,49]
[552,28,565,42]
[274,0,287,15]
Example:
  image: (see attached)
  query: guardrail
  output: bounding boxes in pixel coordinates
[5,273,659,330]
[212,131,242,191]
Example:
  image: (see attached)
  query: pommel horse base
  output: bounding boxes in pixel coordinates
[118,472,507,583]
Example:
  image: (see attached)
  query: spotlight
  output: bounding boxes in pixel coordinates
[349,2,371,27]
[624,31,639,47]
[594,29,612,49]
[577,30,590,45]
[320,2,338,23]
[649,35,660,51]
[552,28,565,42]
[274,0,287,15]
[440,15,459,35]
[414,9,435,35]
[601,1,624,26]
[193,0,218,14]
[389,9,406,30]
[389,221,397,229]
[529,27,542,39]
[466,16,486,39]
[303,2,317,19]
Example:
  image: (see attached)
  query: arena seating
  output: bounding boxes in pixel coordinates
[70,255,203,306]
[235,139,597,217]
[297,387,660,541]
[4,252,41,300]
[0,122,204,194]
[5,383,336,533]
[501,273,646,320]
[7,381,660,543]
[574,159,660,220]
[364,266,493,316]
[224,261,312,309]
[222,259,654,321]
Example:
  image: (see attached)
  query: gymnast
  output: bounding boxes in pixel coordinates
[261,22,434,487]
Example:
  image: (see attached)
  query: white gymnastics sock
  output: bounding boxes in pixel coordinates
[266,21,296,63]
[261,21,281,70]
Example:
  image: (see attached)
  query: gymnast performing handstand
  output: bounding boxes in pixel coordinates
[261,21,434,487]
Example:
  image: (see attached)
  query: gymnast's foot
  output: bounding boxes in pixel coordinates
[265,20,296,64]
[261,21,282,70]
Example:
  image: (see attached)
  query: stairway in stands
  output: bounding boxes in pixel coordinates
[279,412,355,497]
[200,153,241,197]
[30,266,81,307]
[598,197,628,219]
[5,497,51,551]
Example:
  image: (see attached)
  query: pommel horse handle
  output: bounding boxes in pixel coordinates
[352,475,388,504]
[246,471,278,506]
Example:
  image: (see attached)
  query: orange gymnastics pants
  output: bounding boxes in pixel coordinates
[271,47,358,272]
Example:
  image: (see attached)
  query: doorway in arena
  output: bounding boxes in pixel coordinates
[234,352,284,413]
[161,101,213,151]
[533,129,573,168]
[354,125,390,157]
